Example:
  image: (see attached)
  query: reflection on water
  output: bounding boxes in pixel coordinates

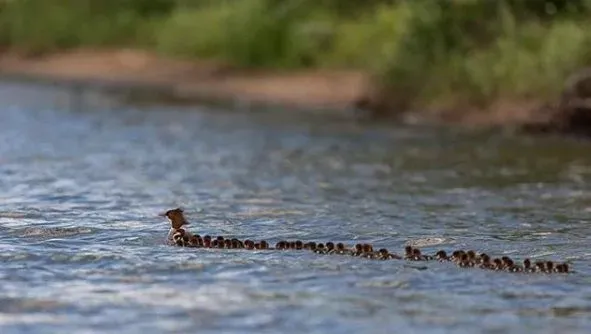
[0,82,590,334]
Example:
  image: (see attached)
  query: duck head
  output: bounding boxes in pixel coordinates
[160,208,189,230]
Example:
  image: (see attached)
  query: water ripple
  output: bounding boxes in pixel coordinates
[0,84,590,333]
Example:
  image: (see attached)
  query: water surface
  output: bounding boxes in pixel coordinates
[0,83,590,334]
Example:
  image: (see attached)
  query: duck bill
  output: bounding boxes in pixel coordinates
[158,211,167,217]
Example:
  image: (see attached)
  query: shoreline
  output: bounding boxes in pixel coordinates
[0,49,369,112]
[0,48,588,135]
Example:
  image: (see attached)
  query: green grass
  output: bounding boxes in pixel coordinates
[1,0,591,112]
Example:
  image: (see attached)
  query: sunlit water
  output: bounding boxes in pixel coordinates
[0,83,590,334]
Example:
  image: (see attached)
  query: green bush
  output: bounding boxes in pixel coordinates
[375,0,591,110]
[2,0,591,111]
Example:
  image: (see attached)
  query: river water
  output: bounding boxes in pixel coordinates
[0,83,590,334]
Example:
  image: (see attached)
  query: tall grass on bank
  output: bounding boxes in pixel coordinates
[1,0,591,111]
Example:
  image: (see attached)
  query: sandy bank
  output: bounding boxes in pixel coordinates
[0,49,369,112]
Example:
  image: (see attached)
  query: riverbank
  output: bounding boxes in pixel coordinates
[1,48,588,132]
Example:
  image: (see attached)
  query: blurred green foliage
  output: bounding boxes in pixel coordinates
[1,0,591,109]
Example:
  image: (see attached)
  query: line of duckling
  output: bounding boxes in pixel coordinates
[162,208,570,274]
[170,229,569,274]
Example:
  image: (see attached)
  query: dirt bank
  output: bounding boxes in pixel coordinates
[0,48,589,136]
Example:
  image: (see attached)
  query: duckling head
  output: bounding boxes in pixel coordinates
[405,246,413,256]
[460,253,469,263]
[523,258,531,269]
[493,258,503,269]
[188,235,199,247]
[505,258,514,268]
[546,261,554,272]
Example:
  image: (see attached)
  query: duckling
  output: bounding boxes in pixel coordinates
[325,242,336,254]
[477,253,488,265]
[458,253,474,267]
[196,236,204,247]
[545,261,554,273]
[224,239,232,249]
[275,241,286,249]
[377,248,401,260]
[435,250,448,262]
[295,240,304,250]
[534,261,546,273]
[211,239,219,248]
[203,235,212,248]
[289,241,297,249]
[479,254,491,269]
[173,229,186,247]
[361,244,375,258]
[376,248,389,260]
[334,243,347,255]
[501,256,511,267]
[411,248,429,261]
[305,242,316,251]
[504,258,519,272]
[523,258,533,272]
[315,243,326,254]
[556,263,569,273]
[492,258,503,271]
[188,235,201,247]
[244,240,255,250]
[352,244,363,256]
[231,239,240,249]
[174,228,191,246]
[404,246,414,260]
[450,250,466,263]
[260,240,269,250]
